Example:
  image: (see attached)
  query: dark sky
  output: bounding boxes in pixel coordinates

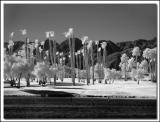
[4,4,157,44]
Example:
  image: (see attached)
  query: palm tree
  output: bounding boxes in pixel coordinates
[64,28,75,85]
[87,40,95,85]
[95,40,99,64]
[20,29,28,59]
[101,42,107,68]
[40,41,45,61]
[8,40,14,55]
[132,47,140,82]
[81,36,90,85]
[49,31,57,85]
[8,32,14,55]
[39,46,43,61]
[34,39,39,63]
[46,31,54,65]
[75,52,78,80]
[97,47,102,83]
[77,50,81,82]
[51,31,57,85]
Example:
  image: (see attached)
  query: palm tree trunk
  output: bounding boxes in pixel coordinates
[53,40,57,86]
[79,54,81,82]
[155,58,157,82]
[76,54,79,81]
[91,46,95,85]
[84,44,90,85]
[72,36,75,85]
[49,38,53,65]
[25,38,28,59]
[98,50,101,82]
[103,49,106,68]
[69,37,75,85]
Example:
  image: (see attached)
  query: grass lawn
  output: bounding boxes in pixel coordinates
[4,78,156,98]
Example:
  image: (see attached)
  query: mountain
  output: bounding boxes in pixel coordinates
[98,40,121,55]
[4,37,157,70]
[43,39,60,51]
[59,38,83,53]
[116,37,157,50]
[4,41,25,53]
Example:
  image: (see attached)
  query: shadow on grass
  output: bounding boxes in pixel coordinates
[21,89,79,97]
[53,87,83,89]
[4,85,42,88]
[55,82,84,86]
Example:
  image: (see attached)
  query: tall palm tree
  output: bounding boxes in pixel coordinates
[20,29,28,59]
[101,42,107,68]
[49,31,57,85]
[34,39,39,63]
[9,32,14,55]
[81,36,90,85]
[40,41,45,61]
[132,46,140,83]
[64,28,75,85]
[77,50,81,82]
[8,40,14,55]
[98,47,102,82]
[95,40,99,64]
[87,40,95,85]
[46,31,54,66]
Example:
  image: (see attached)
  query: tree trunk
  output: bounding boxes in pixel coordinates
[98,50,101,83]
[72,36,75,85]
[25,38,28,59]
[78,54,81,82]
[53,40,57,86]
[18,73,22,88]
[137,80,140,85]
[124,63,127,81]
[91,46,95,85]
[148,61,153,81]
[49,38,53,65]
[135,56,138,82]
[103,48,106,68]
[84,44,90,85]
[155,58,157,82]
[26,74,30,87]
[69,37,75,86]
[76,54,79,81]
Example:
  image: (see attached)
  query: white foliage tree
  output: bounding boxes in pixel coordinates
[128,57,136,71]
[4,55,17,86]
[104,68,121,84]
[81,36,90,85]
[33,62,49,86]
[139,60,148,74]
[119,53,129,81]
[143,48,157,82]
[135,68,145,84]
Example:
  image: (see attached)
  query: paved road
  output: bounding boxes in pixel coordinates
[4,96,157,119]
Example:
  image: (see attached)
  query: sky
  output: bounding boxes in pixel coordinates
[4,4,157,44]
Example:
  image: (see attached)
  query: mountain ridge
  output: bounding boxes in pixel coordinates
[4,37,157,69]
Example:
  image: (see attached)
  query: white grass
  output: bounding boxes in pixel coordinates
[4,78,156,98]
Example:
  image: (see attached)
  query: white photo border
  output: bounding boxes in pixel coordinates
[1,1,159,122]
